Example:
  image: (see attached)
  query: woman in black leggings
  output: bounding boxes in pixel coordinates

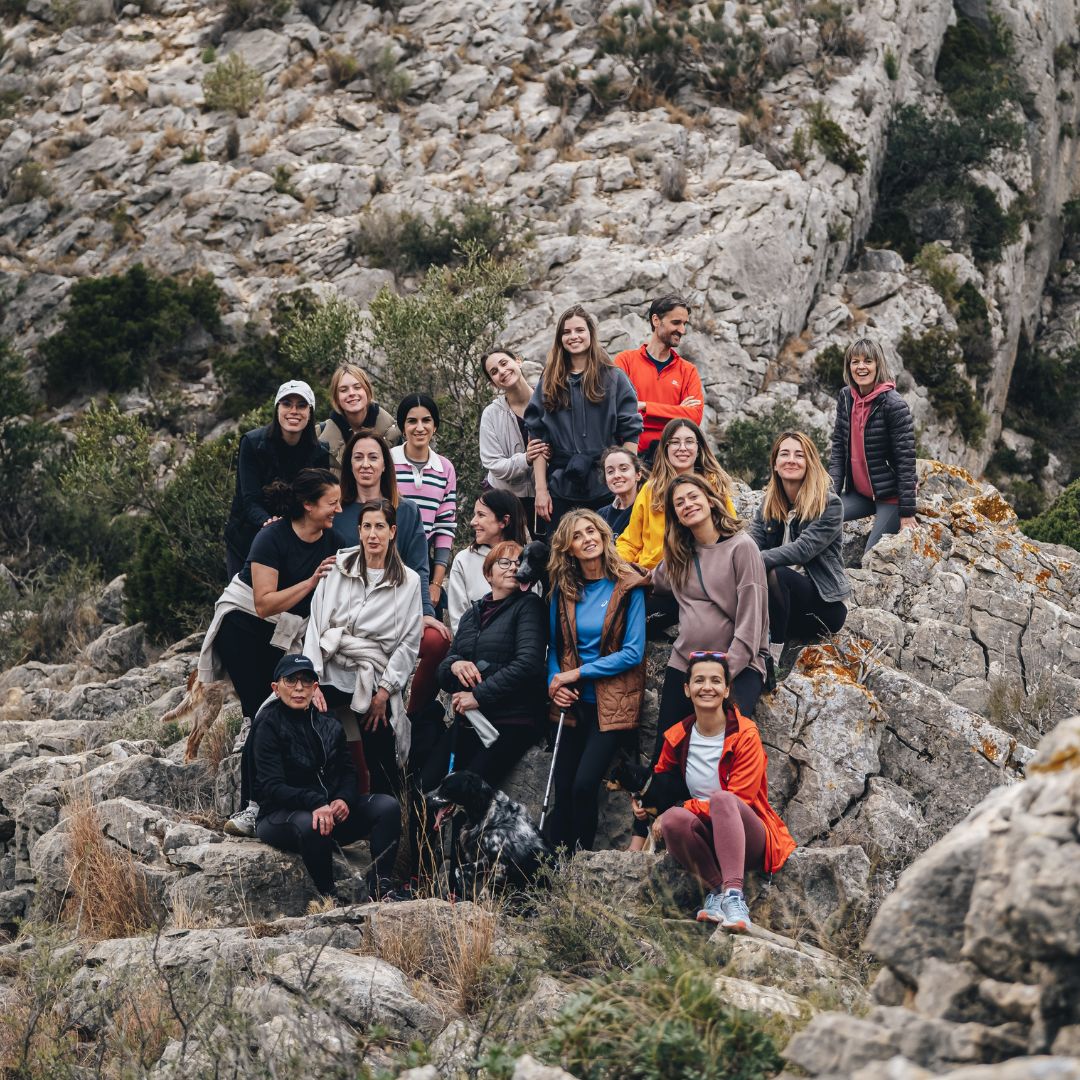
[749,431,849,660]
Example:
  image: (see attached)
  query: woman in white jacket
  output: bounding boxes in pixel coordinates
[305,498,421,797]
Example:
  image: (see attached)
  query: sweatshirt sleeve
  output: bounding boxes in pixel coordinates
[759,498,843,571]
[651,558,671,595]
[611,369,645,447]
[237,434,272,530]
[431,458,458,553]
[378,575,423,695]
[303,576,330,681]
[252,717,326,812]
[524,383,550,442]
[615,485,649,563]
[578,585,645,681]
[479,404,529,483]
[446,552,470,635]
[726,540,768,680]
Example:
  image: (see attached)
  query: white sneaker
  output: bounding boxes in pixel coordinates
[224,803,258,837]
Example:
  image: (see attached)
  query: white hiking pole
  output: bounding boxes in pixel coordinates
[539,709,567,832]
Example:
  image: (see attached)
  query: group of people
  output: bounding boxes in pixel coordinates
[196,293,917,927]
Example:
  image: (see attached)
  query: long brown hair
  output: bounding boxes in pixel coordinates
[647,418,734,513]
[760,431,830,524]
[342,498,406,586]
[540,305,610,412]
[662,474,742,590]
[340,429,399,508]
[547,508,624,602]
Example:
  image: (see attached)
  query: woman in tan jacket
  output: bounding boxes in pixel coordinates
[547,508,648,851]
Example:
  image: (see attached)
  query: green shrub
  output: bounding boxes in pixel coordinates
[936,13,1030,122]
[884,46,899,80]
[807,101,865,173]
[5,160,50,205]
[224,0,290,30]
[41,264,221,395]
[898,327,987,442]
[203,53,264,117]
[537,959,784,1080]
[1063,195,1080,236]
[280,292,364,393]
[913,242,959,307]
[720,402,830,489]
[273,164,300,199]
[807,0,865,60]
[812,343,846,394]
[954,279,993,385]
[366,243,525,520]
[370,46,411,107]
[1023,477,1080,551]
[324,49,359,89]
[351,199,526,276]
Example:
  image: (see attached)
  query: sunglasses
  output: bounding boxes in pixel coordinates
[494,557,522,570]
[688,651,728,661]
[280,673,317,687]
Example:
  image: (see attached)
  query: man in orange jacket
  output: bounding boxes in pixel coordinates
[613,295,705,462]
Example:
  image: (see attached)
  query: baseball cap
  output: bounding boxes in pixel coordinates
[273,654,318,682]
[275,380,316,409]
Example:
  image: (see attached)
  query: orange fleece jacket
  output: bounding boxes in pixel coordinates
[613,345,705,453]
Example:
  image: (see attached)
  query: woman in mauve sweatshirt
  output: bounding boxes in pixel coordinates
[651,475,769,762]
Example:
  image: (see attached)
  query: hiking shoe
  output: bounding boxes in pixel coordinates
[696,891,725,923]
[367,875,411,903]
[719,889,751,932]
[224,803,258,837]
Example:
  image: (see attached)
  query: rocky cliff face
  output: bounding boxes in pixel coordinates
[1,0,1078,475]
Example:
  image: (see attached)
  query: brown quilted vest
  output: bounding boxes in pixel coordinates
[551,564,648,731]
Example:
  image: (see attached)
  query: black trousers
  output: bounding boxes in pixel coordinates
[549,702,628,852]
[213,610,281,721]
[548,491,612,537]
[767,567,847,644]
[419,719,539,793]
[652,664,765,764]
[255,795,400,895]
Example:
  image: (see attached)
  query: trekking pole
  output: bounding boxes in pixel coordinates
[539,709,567,832]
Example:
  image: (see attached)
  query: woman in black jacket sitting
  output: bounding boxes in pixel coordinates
[828,338,917,551]
[224,380,331,577]
[433,540,548,786]
[252,653,403,900]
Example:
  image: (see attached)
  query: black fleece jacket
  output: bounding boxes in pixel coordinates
[437,589,548,726]
[828,387,917,518]
[251,697,358,817]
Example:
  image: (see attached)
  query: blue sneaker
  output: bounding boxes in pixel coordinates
[696,891,724,923]
[719,888,751,932]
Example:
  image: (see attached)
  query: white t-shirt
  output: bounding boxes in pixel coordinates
[684,725,726,800]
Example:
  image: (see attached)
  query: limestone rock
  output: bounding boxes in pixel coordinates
[80,621,148,675]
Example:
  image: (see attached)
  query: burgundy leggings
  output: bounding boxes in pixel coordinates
[660,790,766,893]
[407,625,451,717]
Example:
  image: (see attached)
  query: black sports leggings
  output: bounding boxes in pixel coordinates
[549,702,628,852]
[255,795,400,895]
[766,567,847,645]
[213,610,281,721]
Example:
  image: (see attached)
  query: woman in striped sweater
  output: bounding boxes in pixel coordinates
[390,394,458,617]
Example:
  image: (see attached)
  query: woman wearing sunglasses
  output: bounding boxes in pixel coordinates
[634,651,794,929]
[433,540,548,787]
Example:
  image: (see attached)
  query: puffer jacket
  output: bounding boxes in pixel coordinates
[251,697,358,817]
[437,589,548,726]
[828,387,917,518]
[656,708,796,874]
[551,564,649,731]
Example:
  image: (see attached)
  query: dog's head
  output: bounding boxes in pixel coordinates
[515,541,550,589]
[604,757,653,795]
[425,770,494,829]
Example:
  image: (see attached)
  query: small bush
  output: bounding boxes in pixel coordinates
[545,65,580,108]
[913,242,959,306]
[659,160,687,202]
[1023,477,1080,551]
[351,198,526,275]
[200,45,216,64]
[370,46,411,107]
[807,101,865,173]
[720,402,830,489]
[954,280,993,385]
[884,46,899,80]
[224,123,240,160]
[280,292,364,388]
[324,49,359,89]
[273,163,300,198]
[812,343,846,394]
[808,0,866,60]
[203,53,264,117]
[537,959,785,1080]
[41,264,222,395]
[936,13,1030,122]
[5,160,50,204]
[1063,195,1080,235]
[898,327,987,442]
[224,0,290,30]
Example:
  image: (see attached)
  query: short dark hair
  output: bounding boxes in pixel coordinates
[685,650,731,685]
[396,393,441,432]
[648,294,691,328]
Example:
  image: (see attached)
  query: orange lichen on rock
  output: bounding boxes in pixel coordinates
[1034,569,1051,588]
[978,737,999,762]
[971,494,1015,524]
[795,641,882,708]
[925,461,977,483]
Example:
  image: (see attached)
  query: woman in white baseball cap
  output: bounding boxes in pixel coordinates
[224,380,331,577]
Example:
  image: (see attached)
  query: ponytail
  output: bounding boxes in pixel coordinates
[262,468,338,520]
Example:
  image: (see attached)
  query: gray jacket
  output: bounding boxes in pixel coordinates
[479,395,533,498]
[524,366,642,503]
[748,492,851,604]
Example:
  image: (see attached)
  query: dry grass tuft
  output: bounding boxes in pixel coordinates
[62,792,157,939]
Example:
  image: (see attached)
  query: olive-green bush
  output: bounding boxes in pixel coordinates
[1023,477,1080,551]
[720,402,830,489]
[898,327,987,443]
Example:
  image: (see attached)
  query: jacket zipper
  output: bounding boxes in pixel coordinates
[309,709,330,802]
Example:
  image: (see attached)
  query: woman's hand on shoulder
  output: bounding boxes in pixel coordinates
[309,555,337,590]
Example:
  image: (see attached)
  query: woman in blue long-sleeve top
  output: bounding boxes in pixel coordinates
[546,508,648,851]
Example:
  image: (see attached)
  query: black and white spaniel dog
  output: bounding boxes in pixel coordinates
[426,770,551,894]
[515,540,550,596]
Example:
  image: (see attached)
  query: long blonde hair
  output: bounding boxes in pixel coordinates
[647,418,734,513]
[547,508,624,602]
[540,305,610,412]
[662,475,742,591]
[760,431,830,524]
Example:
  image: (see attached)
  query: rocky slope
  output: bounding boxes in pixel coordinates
[1,0,1079,478]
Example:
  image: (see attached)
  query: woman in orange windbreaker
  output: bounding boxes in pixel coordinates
[635,650,795,931]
